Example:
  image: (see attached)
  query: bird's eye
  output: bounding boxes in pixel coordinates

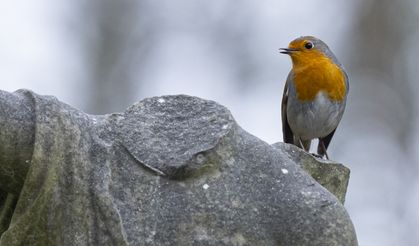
[304,42,314,49]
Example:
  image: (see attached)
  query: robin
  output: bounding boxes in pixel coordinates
[280,36,348,159]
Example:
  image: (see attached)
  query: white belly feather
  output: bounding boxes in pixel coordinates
[287,91,344,140]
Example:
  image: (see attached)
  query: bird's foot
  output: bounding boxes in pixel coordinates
[310,153,325,159]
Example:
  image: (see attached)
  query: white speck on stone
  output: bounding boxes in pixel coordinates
[301,190,312,197]
[157,98,165,103]
[222,124,229,129]
[145,230,156,243]
[196,153,206,164]
[25,160,30,164]
[203,184,209,190]
[232,199,240,208]
[281,168,289,174]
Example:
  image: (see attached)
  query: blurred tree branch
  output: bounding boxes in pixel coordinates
[76,0,157,114]
[349,0,415,147]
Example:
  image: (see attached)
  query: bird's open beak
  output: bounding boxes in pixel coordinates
[279,48,299,55]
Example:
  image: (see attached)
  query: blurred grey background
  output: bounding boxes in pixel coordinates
[1,0,418,245]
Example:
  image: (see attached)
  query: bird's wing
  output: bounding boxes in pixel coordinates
[282,72,294,143]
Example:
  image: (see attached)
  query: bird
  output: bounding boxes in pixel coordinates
[279,36,349,159]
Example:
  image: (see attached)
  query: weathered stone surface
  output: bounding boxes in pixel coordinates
[0,90,358,246]
[0,90,35,195]
[0,192,16,236]
[119,95,235,178]
[272,142,351,204]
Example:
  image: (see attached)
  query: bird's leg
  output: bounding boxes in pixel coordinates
[319,140,330,160]
[298,138,307,151]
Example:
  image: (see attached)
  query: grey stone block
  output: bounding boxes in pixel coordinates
[0,91,357,245]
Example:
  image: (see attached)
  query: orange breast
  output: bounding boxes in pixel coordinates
[292,55,346,102]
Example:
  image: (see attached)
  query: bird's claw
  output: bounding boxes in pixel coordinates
[310,153,324,159]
